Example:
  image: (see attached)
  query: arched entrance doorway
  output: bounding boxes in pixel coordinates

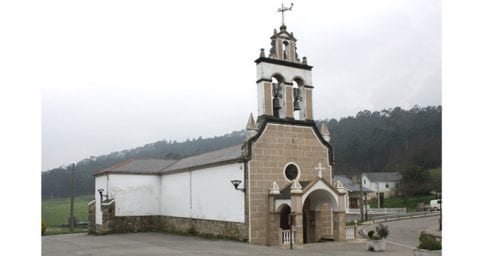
[302,189,338,243]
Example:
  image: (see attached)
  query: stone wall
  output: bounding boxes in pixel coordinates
[90,204,248,241]
[88,202,95,234]
[159,216,248,241]
[333,211,346,241]
[89,200,116,234]
[318,203,333,239]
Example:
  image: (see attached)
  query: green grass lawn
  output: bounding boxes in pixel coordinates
[42,195,94,227]
[369,194,438,212]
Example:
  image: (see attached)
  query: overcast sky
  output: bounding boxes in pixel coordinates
[39,0,441,171]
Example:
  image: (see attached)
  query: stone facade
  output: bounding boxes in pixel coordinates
[248,122,333,245]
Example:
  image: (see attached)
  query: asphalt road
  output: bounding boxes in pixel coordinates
[42,216,440,256]
[363,216,440,249]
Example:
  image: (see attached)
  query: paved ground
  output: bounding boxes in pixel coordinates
[363,216,441,249]
[42,216,440,256]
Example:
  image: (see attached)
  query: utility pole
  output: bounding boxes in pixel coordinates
[377,178,380,208]
[359,174,364,221]
[364,193,368,221]
[69,163,75,232]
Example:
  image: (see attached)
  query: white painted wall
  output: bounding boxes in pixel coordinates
[95,174,162,218]
[95,175,107,224]
[160,171,191,218]
[160,163,245,222]
[109,174,162,216]
[362,176,371,190]
[94,162,245,223]
[190,163,244,222]
[256,62,313,86]
[362,175,398,193]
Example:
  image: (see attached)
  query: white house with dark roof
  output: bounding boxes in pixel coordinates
[333,175,373,213]
[90,16,347,246]
[362,172,401,200]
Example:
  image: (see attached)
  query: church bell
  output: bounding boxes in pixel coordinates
[293,88,301,111]
[273,97,281,109]
[293,100,301,111]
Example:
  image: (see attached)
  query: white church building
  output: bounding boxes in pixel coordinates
[89,19,347,246]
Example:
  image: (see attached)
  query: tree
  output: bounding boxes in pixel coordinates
[398,166,432,206]
[429,168,442,198]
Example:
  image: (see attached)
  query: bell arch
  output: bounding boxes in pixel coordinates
[292,77,305,120]
[271,74,285,118]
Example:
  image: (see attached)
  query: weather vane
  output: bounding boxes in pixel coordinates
[277,3,293,26]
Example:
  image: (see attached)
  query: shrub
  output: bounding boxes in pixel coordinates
[418,232,441,250]
[367,230,375,238]
[375,224,389,239]
[42,220,48,236]
[367,230,381,240]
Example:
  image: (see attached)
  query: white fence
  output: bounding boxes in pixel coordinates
[345,226,356,240]
[348,208,406,215]
[281,230,295,244]
[372,211,440,223]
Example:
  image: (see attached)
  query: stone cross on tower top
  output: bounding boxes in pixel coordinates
[277,3,293,26]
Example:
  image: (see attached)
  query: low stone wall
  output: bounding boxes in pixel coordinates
[161,216,248,241]
[88,202,95,233]
[90,203,248,241]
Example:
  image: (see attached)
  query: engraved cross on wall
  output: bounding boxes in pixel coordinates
[315,162,326,178]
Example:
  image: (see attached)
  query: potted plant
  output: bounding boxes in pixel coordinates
[413,232,442,256]
[366,224,389,252]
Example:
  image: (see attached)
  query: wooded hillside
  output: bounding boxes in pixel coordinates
[42,105,441,198]
[327,106,441,175]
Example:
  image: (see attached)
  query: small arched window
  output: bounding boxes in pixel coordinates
[282,41,289,60]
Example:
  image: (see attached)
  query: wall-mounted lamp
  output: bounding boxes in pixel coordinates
[230,180,245,192]
[97,188,107,202]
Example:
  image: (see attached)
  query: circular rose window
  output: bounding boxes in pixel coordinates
[285,164,299,181]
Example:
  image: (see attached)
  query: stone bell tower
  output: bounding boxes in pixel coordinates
[244,5,345,246]
[255,24,314,122]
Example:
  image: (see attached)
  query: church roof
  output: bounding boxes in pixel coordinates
[95,143,244,176]
[95,159,177,175]
[161,144,244,173]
